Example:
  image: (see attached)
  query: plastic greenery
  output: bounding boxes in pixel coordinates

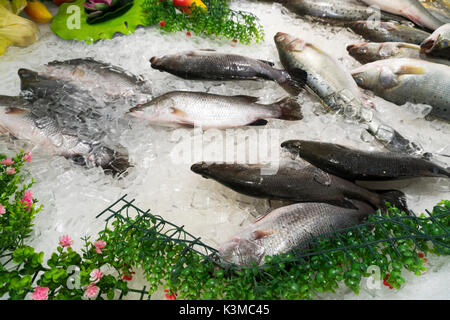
[50,0,146,44]
[142,0,265,44]
[1,152,448,300]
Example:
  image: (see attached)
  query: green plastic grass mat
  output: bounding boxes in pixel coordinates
[50,0,147,44]
[96,195,450,300]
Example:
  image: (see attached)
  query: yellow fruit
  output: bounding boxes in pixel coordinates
[24,0,52,23]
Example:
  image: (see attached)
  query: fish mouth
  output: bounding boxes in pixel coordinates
[274,32,305,51]
[281,140,302,154]
[129,104,145,113]
[149,56,162,69]
[420,38,436,53]
[274,32,289,42]
[346,43,368,55]
[190,162,210,177]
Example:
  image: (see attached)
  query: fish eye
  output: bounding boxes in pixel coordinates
[354,76,364,86]
[440,40,449,48]
[358,48,368,54]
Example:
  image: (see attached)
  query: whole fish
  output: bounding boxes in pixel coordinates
[0,95,130,175]
[351,58,450,121]
[129,91,302,129]
[420,23,450,59]
[218,201,375,266]
[274,32,422,155]
[150,50,305,96]
[347,41,450,65]
[360,0,444,30]
[346,21,431,44]
[190,161,407,210]
[283,0,409,23]
[281,140,450,180]
[43,58,152,100]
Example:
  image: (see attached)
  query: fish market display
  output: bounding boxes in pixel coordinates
[150,50,305,95]
[281,140,450,180]
[420,23,450,59]
[274,32,421,154]
[282,0,408,23]
[0,95,130,175]
[218,201,375,266]
[129,91,302,128]
[346,21,431,44]
[360,0,444,30]
[347,41,450,65]
[351,58,450,121]
[190,161,407,211]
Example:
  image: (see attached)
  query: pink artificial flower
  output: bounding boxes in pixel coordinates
[59,235,74,248]
[1,158,14,165]
[31,286,49,300]
[83,283,100,299]
[89,269,104,283]
[20,190,34,210]
[23,190,33,200]
[93,240,106,254]
[5,167,15,175]
[164,290,177,300]
[23,152,32,163]
[0,204,5,216]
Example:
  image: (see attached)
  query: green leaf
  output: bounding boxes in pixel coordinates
[50,0,148,44]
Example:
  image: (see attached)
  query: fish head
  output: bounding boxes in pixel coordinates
[421,31,449,54]
[347,42,397,63]
[18,68,41,91]
[351,62,397,91]
[191,161,211,179]
[128,94,178,123]
[218,236,265,266]
[274,32,307,53]
[150,55,169,71]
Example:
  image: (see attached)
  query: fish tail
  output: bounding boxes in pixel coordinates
[273,97,303,121]
[276,71,306,96]
[377,190,410,215]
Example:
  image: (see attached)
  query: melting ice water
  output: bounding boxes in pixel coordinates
[0,0,449,299]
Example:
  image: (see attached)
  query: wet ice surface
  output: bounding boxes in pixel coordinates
[0,0,449,299]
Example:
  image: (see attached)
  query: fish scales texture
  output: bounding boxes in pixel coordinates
[352,58,450,121]
[218,201,375,266]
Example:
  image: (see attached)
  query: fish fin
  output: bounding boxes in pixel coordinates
[273,97,303,121]
[199,49,217,52]
[257,59,275,67]
[170,107,188,118]
[276,71,305,96]
[397,65,426,75]
[253,212,270,223]
[232,95,260,103]
[5,107,29,115]
[247,119,268,126]
[312,167,332,186]
[377,190,409,215]
[252,229,274,240]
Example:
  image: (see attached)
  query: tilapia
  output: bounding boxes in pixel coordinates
[129,91,302,129]
[0,95,130,175]
[150,50,305,96]
[420,23,450,59]
[218,201,375,266]
[283,0,409,23]
[347,41,450,65]
[281,140,450,180]
[360,0,444,30]
[346,21,431,44]
[190,161,407,211]
[351,58,450,121]
[274,32,422,155]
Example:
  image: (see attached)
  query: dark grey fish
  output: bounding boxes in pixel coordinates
[0,95,130,176]
[218,201,375,266]
[346,21,431,44]
[281,140,450,180]
[283,0,409,24]
[190,161,407,211]
[150,50,306,95]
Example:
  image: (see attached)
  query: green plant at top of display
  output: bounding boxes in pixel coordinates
[0,152,449,300]
[142,0,265,44]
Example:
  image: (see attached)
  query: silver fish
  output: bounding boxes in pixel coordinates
[274,32,422,155]
[218,201,375,266]
[360,0,444,30]
[351,58,450,121]
[23,58,152,102]
[420,23,450,59]
[129,91,302,129]
[347,41,450,65]
[346,21,431,44]
[283,0,409,23]
[150,50,305,96]
[0,95,130,175]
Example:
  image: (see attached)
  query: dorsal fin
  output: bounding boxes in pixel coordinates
[232,95,259,103]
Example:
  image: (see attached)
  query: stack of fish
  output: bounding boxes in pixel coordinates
[0,58,153,175]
